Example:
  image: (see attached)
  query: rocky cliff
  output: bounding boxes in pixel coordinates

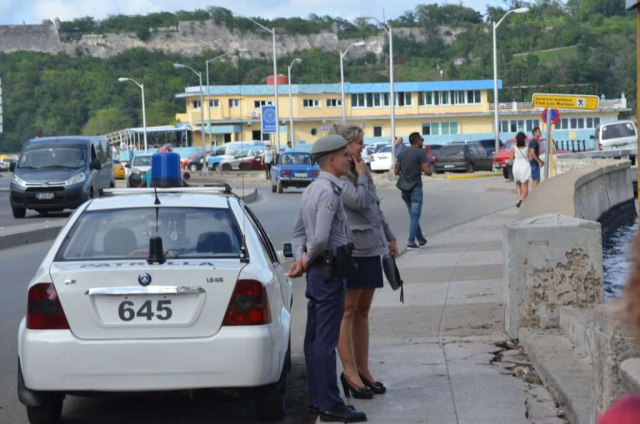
[0,21,463,59]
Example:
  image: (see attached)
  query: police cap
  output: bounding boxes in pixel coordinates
[311,135,348,160]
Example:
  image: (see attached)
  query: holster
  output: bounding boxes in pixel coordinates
[322,250,334,282]
[334,242,357,280]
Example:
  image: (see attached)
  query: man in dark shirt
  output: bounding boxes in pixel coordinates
[529,127,545,189]
[394,132,431,250]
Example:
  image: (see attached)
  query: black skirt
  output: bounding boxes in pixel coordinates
[346,256,383,290]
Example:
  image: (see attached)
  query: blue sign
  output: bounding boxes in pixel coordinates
[261,105,276,134]
[321,125,328,131]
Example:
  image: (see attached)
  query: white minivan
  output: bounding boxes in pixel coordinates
[596,120,638,151]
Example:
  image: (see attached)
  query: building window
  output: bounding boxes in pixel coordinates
[373,93,382,107]
[192,100,201,109]
[500,120,509,133]
[526,119,540,132]
[419,91,435,106]
[254,100,273,108]
[326,99,342,107]
[594,117,601,127]
[422,121,457,136]
[577,118,585,129]
[570,118,577,129]
[208,99,219,108]
[303,99,320,108]
[373,126,383,137]
[440,91,449,105]
[558,118,568,130]
[395,92,412,107]
[586,117,593,128]
[262,132,271,142]
[229,99,240,108]
[351,93,366,108]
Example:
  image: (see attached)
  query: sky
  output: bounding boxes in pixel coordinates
[0,0,505,25]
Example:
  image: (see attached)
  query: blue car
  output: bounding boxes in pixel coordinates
[271,151,320,193]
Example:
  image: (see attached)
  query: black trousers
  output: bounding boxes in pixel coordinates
[304,263,346,411]
[265,163,272,179]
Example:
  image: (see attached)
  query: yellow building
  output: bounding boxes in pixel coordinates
[175,80,629,148]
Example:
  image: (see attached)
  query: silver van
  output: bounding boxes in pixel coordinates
[595,120,638,151]
[10,136,114,218]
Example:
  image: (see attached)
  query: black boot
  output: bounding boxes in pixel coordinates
[320,404,367,422]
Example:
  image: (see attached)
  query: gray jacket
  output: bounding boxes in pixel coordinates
[340,172,396,257]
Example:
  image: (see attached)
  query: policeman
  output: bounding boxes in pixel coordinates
[289,135,367,423]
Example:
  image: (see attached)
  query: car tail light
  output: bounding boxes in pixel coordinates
[310,171,319,176]
[222,280,271,326]
[282,170,292,175]
[27,283,70,330]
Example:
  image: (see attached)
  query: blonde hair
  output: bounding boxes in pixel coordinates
[331,123,363,144]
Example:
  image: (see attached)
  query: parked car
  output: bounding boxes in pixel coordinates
[370,145,392,173]
[209,142,265,170]
[471,139,503,156]
[10,136,114,218]
[181,152,201,170]
[271,151,320,193]
[112,159,125,180]
[423,144,443,175]
[433,144,493,173]
[218,148,266,171]
[239,155,266,171]
[595,120,638,151]
[17,186,292,423]
[0,157,17,172]
[186,150,212,172]
[372,142,390,153]
[126,153,153,187]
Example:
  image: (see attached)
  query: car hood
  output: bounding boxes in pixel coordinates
[14,168,82,183]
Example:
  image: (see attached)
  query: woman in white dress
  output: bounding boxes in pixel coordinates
[510,132,532,208]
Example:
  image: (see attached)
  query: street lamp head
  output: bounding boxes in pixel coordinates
[294,58,302,64]
[513,7,530,13]
[118,77,129,82]
[357,16,373,20]
[173,63,186,69]
[354,41,366,47]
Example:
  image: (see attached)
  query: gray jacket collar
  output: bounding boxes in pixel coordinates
[319,171,345,192]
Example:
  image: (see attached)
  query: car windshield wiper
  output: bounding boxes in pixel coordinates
[165,248,186,258]
[45,165,83,169]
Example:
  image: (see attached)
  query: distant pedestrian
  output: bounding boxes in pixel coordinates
[529,127,545,189]
[394,136,406,159]
[36,129,43,138]
[332,123,398,402]
[261,144,274,180]
[394,132,431,250]
[511,132,531,208]
[286,141,294,151]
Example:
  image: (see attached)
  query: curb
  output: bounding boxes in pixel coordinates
[446,172,502,180]
[0,189,259,251]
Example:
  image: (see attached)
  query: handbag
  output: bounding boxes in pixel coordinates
[382,253,404,303]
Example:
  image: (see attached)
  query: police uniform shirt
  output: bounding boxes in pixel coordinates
[291,171,348,265]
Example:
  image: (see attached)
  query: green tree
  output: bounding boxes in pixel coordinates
[82,108,134,135]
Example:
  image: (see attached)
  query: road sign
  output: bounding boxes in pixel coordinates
[321,125,328,131]
[541,108,560,125]
[532,93,599,110]
[261,105,276,134]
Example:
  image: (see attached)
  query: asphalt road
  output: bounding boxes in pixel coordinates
[0,178,514,424]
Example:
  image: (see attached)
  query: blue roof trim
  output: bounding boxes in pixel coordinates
[176,80,503,98]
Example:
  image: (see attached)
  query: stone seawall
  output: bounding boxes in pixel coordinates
[0,24,62,54]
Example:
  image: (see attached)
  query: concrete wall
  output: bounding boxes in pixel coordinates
[0,24,62,54]
[503,214,603,339]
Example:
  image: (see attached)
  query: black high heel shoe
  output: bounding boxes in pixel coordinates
[359,373,386,394]
[340,373,373,399]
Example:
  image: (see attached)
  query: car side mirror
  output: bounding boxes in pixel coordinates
[9,162,16,172]
[282,243,293,258]
[91,159,102,171]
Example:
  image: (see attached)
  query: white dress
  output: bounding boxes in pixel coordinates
[512,146,531,183]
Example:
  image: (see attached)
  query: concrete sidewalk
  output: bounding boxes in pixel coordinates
[325,207,567,424]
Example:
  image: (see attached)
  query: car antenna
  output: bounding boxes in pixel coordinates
[153,184,161,205]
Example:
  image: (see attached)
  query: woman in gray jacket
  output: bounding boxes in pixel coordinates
[332,123,399,399]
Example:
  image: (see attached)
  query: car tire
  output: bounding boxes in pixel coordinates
[190,164,198,172]
[241,163,252,171]
[254,357,288,421]
[467,163,475,173]
[277,181,283,194]
[26,395,63,424]
[271,184,277,193]
[12,206,26,218]
[222,163,232,172]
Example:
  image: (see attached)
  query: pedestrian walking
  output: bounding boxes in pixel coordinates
[394,132,431,250]
[331,123,398,401]
[289,135,368,423]
[261,144,274,180]
[529,127,545,189]
[394,136,406,159]
[511,132,532,208]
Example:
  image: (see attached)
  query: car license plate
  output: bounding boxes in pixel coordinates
[93,294,201,326]
[444,165,455,169]
[295,173,307,178]
[36,192,54,200]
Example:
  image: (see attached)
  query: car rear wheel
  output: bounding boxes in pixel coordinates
[222,163,232,172]
[271,184,277,193]
[241,163,252,171]
[190,164,198,172]
[254,355,288,421]
[277,181,284,194]
[26,395,63,424]
[12,206,26,218]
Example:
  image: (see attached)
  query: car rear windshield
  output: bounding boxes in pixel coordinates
[55,207,243,261]
[438,146,465,156]
[602,123,636,140]
[132,156,152,167]
[18,144,86,170]
[280,153,314,165]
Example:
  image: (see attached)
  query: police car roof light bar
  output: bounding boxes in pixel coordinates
[103,187,231,196]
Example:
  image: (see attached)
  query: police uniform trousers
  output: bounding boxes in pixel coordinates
[304,262,346,412]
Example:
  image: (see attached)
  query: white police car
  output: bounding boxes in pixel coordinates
[18,186,293,423]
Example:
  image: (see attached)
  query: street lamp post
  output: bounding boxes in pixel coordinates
[360,16,395,179]
[492,7,530,155]
[118,77,148,153]
[205,49,249,150]
[287,58,302,146]
[174,63,208,177]
[237,15,281,153]
[340,41,366,121]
